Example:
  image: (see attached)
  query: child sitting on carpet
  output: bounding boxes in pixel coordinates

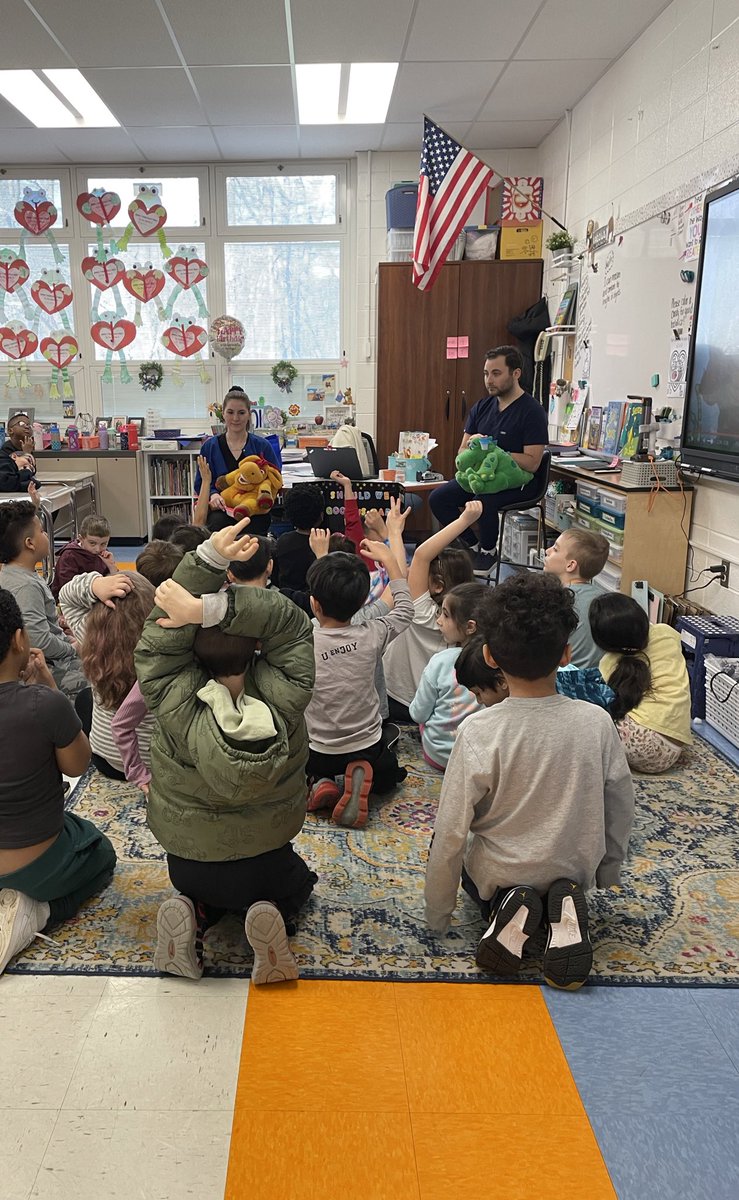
[51,514,118,600]
[272,484,325,590]
[457,635,613,710]
[135,518,316,984]
[0,588,116,976]
[590,593,692,774]
[409,582,487,770]
[424,572,634,991]
[543,528,609,668]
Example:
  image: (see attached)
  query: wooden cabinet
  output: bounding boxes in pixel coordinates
[376,260,544,478]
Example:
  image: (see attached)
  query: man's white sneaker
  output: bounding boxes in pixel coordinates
[153,895,203,980]
[245,902,299,985]
[0,889,50,975]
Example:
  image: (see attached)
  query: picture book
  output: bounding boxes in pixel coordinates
[601,401,625,455]
[618,401,645,459]
[587,405,603,450]
[553,284,578,327]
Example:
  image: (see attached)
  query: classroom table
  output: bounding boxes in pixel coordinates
[35,471,97,540]
[0,485,74,581]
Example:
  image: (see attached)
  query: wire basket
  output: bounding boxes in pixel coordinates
[704,655,739,749]
[619,460,678,487]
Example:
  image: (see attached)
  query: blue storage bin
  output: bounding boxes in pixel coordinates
[386,184,418,229]
[265,433,282,468]
[676,615,739,719]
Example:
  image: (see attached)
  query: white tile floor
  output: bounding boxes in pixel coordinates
[1,976,248,1200]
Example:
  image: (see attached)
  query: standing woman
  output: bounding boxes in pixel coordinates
[194,387,281,535]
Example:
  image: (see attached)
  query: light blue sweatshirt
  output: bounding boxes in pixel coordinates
[409,646,482,769]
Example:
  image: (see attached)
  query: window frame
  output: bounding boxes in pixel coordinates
[0,168,73,235]
[215,162,346,236]
[73,166,210,239]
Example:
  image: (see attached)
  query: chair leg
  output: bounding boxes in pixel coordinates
[494,512,506,586]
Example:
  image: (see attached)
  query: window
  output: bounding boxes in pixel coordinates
[84,175,203,228]
[0,241,72,362]
[224,241,340,360]
[225,174,338,227]
[100,371,208,422]
[0,176,64,229]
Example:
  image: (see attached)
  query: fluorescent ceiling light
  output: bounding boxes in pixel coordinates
[43,69,119,127]
[297,62,398,124]
[0,70,77,127]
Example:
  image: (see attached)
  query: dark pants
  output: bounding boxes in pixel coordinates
[167,842,317,925]
[387,696,414,724]
[74,687,93,736]
[429,477,544,551]
[461,865,502,922]
[0,813,116,927]
[307,725,402,795]
[91,753,126,782]
[206,509,272,536]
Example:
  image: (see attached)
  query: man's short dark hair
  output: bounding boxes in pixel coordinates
[0,587,23,663]
[0,500,37,563]
[485,344,523,374]
[193,626,257,677]
[228,536,275,582]
[152,513,186,541]
[169,524,210,553]
[283,485,325,532]
[475,572,578,680]
[136,539,183,587]
[307,552,370,622]
[455,635,505,693]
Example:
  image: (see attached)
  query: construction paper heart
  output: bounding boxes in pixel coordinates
[122,267,166,304]
[165,255,209,289]
[76,190,121,226]
[14,199,58,235]
[0,257,30,293]
[0,326,38,360]
[128,200,167,237]
[82,255,124,290]
[31,278,73,313]
[90,319,137,353]
[40,334,79,370]
[161,323,207,357]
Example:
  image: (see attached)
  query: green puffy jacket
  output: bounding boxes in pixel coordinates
[134,550,315,861]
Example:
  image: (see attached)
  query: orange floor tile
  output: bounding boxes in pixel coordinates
[225,981,615,1200]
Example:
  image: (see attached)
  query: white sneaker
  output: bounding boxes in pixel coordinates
[153,895,203,980]
[245,902,299,985]
[0,889,50,975]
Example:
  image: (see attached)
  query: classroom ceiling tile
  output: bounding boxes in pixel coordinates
[159,0,290,65]
[380,122,426,151]
[0,128,70,162]
[480,59,612,121]
[298,124,387,155]
[0,1,71,68]
[291,0,414,61]
[0,95,34,128]
[211,125,301,159]
[387,62,506,123]
[48,127,142,161]
[126,126,222,161]
[31,0,181,68]
[467,119,558,149]
[516,0,672,61]
[405,0,542,61]
[192,67,295,124]
[84,68,205,126]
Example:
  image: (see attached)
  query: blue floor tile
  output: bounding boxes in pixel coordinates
[590,1112,739,1200]
[691,989,739,1069]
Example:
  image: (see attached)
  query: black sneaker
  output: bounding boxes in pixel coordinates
[475,885,543,975]
[471,548,498,577]
[543,879,593,991]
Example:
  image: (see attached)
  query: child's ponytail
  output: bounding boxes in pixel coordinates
[589,593,651,722]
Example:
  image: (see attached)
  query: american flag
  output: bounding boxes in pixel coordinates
[413,117,496,291]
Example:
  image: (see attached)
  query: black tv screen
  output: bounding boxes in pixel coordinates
[680,175,739,482]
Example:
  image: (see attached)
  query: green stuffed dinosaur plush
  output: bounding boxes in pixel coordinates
[455,438,533,494]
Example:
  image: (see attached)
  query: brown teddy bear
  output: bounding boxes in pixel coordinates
[215,454,283,517]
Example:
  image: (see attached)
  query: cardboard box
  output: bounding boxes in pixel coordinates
[498,223,543,260]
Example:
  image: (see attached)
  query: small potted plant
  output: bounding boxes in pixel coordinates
[208,400,225,434]
[545,229,574,267]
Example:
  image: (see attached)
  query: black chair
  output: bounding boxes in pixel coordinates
[361,431,380,476]
[493,450,552,585]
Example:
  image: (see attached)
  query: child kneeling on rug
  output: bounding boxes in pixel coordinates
[0,588,116,975]
[135,518,317,984]
[424,572,635,991]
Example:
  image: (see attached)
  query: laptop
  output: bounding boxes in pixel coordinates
[308,446,369,479]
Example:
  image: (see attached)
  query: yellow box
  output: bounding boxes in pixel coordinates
[498,223,543,260]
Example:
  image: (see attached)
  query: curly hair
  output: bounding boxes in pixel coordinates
[80,572,155,710]
[0,500,37,563]
[475,572,578,679]
[0,587,23,663]
[283,485,325,531]
[589,592,651,721]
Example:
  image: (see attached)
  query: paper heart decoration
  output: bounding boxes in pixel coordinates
[40,334,79,370]
[82,255,125,290]
[76,190,121,226]
[90,318,137,353]
[31,278,73,314]
[122,267,166,304]
[14,199,58,235]
[161,323,207,358]
[0,326,38,360]
[0,257,30,293]
[128,200,167,237]
[165,255,209,289]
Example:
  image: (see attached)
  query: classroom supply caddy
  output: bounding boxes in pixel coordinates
[386,228,465,263]
[676,614,739,719]
[704,655,739,749]
[619,459,679,487]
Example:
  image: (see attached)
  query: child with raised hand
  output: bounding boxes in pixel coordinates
[589,592,691,773]
[382,500,479,721]
[135,517,316,984]
[305,537,413,828]
[193,454,212,528]
[0,588,115,976]
[424,572,634,991]
[409,582,488,770]
[51,514,117,600]
[0,500,87,701]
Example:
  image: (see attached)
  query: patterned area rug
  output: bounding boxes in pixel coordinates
[8,730,739,985]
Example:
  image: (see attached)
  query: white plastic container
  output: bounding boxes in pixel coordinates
[386,228,465,263]
[704,655,739,749]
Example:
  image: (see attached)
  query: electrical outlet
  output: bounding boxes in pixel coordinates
[720,560,730,589]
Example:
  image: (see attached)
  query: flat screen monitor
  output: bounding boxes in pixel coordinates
[679,174,739,482]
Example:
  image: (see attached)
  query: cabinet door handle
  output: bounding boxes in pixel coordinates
[461,391,467,416]
[445,390,451,420]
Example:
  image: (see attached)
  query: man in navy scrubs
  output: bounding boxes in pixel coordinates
[429,345,548,574]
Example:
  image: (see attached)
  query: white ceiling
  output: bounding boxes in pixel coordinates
[0,0,671,163]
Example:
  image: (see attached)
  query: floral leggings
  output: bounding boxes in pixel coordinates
[616,715,685,774]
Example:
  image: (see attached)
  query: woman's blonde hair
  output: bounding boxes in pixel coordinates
[80,571,155,710]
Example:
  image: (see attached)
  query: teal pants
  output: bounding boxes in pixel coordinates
[0,813,116,927]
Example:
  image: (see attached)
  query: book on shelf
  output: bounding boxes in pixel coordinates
[618,400,646,459]
[149,455,191,498]
[601,401,625,455]
[552,283,578,327]
[587,405,603,450]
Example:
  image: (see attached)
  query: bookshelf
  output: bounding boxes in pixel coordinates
[142,449,201,539]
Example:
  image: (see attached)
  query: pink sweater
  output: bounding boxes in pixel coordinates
[110,681,151,788]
